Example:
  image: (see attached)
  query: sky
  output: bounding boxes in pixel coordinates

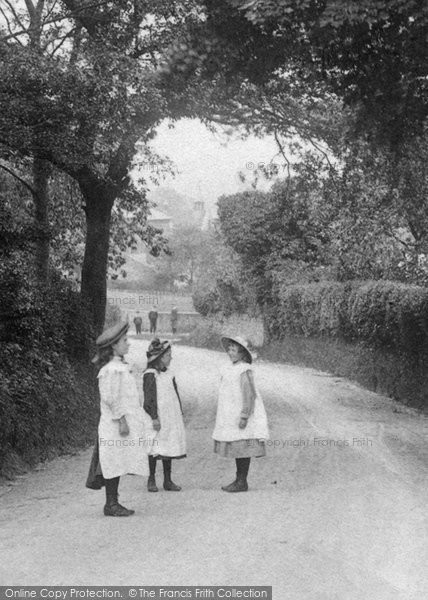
[141,118,286,205]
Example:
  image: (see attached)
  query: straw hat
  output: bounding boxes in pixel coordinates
[146,338,171,364]
[221,335,253,364]
[91,322,129,364]
[95,322,129,348]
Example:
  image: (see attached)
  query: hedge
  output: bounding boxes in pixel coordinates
[0,265,97,478]
[262,279,428,409]
[271,280,428,355]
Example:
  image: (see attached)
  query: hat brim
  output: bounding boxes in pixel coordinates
[96,322,129,349]
[221,336,252,364]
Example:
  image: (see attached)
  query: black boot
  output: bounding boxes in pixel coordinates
[162,459,181,491]
[147,455,158,492]
[221,458,250,492]
[104,477,135,516]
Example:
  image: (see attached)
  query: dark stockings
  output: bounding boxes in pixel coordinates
[148,455,157,479]
[221,457,250,492]
[147,456,181,491]
[103,476,134,516]
[148,456,173,483]
[104,476,119,505]
[236,457,251,482]
[162,458,172,483]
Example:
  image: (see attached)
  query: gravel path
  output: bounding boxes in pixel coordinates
[1,341,427,599]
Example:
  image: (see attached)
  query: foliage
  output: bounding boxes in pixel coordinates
[0,0,207,330]
[104,303,122,328]
[0,258,96,478]
[201,0,428,146]
[191,229,254,316]
[0,175,97,476]
[325,134,428,283]
[0,341,97,478]
[184,313,264,349]
[261,335,428,410]
[148,225,211,289]
[217,130,428,299]
[271,279,428,356]
[217,157,334,306]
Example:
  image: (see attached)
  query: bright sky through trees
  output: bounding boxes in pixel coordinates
[147,118,283,204]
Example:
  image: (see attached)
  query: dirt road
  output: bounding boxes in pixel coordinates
[1,341,427,599]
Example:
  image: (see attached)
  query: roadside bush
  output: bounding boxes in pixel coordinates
[0,344,97,477]
[192,289,222,317]
[263,279,428,410]
[260,335,428,410]
[185,313,264,350]
[192,279,249,317]
[274,281,347,338]
[346,281,428,353]
[272,280,428,355]
[0,255,97,478]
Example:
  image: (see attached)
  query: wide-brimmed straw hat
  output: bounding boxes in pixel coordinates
[95,322,129,348]
[146,338,171,364]
[221,335,253,364]
[91,322,129,363]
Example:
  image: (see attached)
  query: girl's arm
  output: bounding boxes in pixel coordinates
[99,370,129,435]
[239,370,257,428]
[172,376,183,415]
[143,372,161,430]
[118,416,129,436]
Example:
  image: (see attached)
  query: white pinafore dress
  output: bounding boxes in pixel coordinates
[97,357,149,479]
[212,361,269,458]
[144,368,186,459]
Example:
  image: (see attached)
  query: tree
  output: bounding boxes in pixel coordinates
[217,155,334,306]
[192,228,253,316]
[198,0,428,147]
[327,134,428,283]
[0,0,202,331]
[148,224,210,289]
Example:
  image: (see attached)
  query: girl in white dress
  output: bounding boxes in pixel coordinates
[212,335,269,492]
[143,338,186,492]
[89,322,148,516]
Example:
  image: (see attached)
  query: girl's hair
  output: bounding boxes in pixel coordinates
[93,346,114,370]
[239,349,251,364]
[226,341,251,364]
[148,348,171,371]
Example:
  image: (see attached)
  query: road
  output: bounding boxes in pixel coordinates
[1,340,427,599]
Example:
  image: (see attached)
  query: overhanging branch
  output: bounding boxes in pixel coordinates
[0,161,40,202]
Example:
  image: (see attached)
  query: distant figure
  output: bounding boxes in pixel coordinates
[170,306,178,334]
[133,313,142,335]
[148,309,158,335]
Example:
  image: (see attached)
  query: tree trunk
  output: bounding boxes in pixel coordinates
[28,3,50,284]
[32,157,50,283]
[80,182,115,334]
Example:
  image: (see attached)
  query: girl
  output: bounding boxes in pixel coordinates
[87,322,148,516]
[212,335,269,492]
[143,338,186,492]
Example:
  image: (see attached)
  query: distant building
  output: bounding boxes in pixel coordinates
[190,200,218,231]
[147,208,173,233]
[192,201,205,228]
[200,204,218,231]
[120,207,172,281]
